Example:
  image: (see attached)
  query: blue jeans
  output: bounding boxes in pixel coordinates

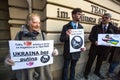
[62,59,78,80]
[108,62,118,73]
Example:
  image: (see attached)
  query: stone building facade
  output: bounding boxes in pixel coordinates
[0,0,120,80]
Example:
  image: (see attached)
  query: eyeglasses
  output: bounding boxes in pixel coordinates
[76,12,83,15]
[102,17,109,19]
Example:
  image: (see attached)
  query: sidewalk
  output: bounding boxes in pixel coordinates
[75,62,120,80]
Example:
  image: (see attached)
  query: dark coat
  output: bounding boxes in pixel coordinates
[112,47,120,63]
[60,21,83,60]
[88,22,118,60]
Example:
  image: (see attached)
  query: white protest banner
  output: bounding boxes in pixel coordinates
[98,34,120,47]
[70,29,84,53]
[9,40,54,70]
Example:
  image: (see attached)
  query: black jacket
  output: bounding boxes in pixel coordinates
[60,21,83,60]
[88,22,118,60]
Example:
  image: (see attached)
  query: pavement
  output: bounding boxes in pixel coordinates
[75,62,120,80]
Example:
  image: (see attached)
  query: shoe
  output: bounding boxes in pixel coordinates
[108,73,116,77]
[11,78,17,80]
[106,72,116,78]
[116,74,120,80]
[84,76,88,79]
[117,73,120,78]
[84,74,88,79]
[94,72,105,79]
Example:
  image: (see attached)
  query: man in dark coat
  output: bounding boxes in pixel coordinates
[60,8,86,80]
[84,13,118,79]
[106,27,120,79]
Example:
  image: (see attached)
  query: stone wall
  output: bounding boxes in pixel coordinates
[0,0,10,80]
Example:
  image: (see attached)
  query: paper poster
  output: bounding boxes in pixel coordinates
[98,34,120,47]
[9,40,54,70]
[70,29,84,53]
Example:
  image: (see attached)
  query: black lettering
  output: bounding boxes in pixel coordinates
[20,57,37,62]
[13,51,40,57]
[57,8,70,19]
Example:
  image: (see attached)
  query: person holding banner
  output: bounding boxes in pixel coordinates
[5,13,58,80]
[106,47,120,78]
[60,8,86,80]
[106,27,120,79]
[84,13,118,79]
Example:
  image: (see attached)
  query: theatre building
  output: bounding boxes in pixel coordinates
[0,0,120,80]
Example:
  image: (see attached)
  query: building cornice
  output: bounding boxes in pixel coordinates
[112,0,120,5]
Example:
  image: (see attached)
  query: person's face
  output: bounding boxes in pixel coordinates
[72,12,82,22]
[28,16,40,32]
[102,15,111,24]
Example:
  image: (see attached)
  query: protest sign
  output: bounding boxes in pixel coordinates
[70,29,84,53]
[98,34,120,47]
[9,40,54,70]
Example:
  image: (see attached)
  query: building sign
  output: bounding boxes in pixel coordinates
[54,4,118,26]
[9,40,54,70]
[91,5,107,15]
[46,2,119,31]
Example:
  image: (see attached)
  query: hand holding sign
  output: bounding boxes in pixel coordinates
[66,29,72,36]
[5,58,15,66]
[80,47,86,52]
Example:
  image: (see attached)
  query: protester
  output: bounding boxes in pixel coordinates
[106,27,120,79]
[117,70,120,79]
[107,47,120,78]
[60,8,86,80]
[84,13,118,79]
[5,13,58,80]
